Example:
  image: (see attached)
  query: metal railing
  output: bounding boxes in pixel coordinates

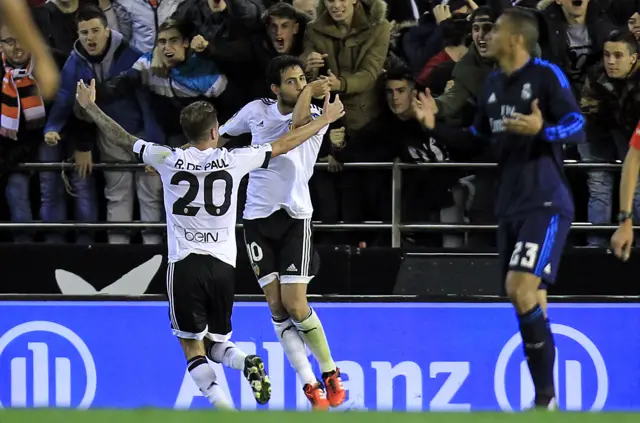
[3,160,632,247]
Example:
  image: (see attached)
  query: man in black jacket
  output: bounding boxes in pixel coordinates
[580,30,640,246]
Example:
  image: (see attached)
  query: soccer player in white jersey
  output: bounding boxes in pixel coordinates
[219,56,345,410]
[74,78,345,410]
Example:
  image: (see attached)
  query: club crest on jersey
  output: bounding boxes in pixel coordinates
[521,83,532,100]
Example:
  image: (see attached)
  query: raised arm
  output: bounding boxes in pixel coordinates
[75,79,138,148]
[271,94,345,158]
[291,79,330,129]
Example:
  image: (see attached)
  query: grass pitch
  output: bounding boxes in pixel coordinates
[0,410,639,423]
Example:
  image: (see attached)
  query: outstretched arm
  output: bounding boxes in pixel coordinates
[75,79,138,148]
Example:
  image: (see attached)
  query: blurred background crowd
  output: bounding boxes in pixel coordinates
[1,0,640,248]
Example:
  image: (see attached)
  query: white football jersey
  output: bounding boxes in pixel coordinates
[219,99,328,220]
[133,140,272,266]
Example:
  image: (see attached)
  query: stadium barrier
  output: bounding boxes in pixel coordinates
[3,160,634,247]
[0,296,636,411]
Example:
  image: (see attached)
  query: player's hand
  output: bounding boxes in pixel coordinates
[44,131,61,146]
[305,52,328,73]
[412,89,437,130]
[306,79,331,98]
[190,35,209,53]
[75,79,96,108]
[322,93,345,123]
[611,223,634,261]
[503,99,543,136]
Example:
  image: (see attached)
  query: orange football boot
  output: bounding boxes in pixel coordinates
[303,381,330,410]
[322,368,346,407]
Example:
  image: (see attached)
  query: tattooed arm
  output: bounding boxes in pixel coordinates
[75,79,138,149]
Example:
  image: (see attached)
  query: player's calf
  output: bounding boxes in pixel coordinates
[281,284,346,407]
[179,338,234,410]
[505,271,556,406]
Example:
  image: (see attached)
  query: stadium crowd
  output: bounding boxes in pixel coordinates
[0,0,639,247]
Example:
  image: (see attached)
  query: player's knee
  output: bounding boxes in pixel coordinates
[266,296,288,318]
[281,296,309,322]
[505,271,540,311]
[179,338,205,361]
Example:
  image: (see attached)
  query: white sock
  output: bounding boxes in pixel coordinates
[208,341,247,371]
[293,308,336,374]
[188,356,234,409]
[272,316,317,385]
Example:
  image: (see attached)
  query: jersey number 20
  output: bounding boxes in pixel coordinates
[171,171,232,217]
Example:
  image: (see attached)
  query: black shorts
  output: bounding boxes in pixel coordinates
[166,253,234,341]
[498,211,571,290]
[243,209,319,287]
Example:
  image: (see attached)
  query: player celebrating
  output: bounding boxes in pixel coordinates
[414,8,585,409]
[74,78,345,409]
[219,56,345,410]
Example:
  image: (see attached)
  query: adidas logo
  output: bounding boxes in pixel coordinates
[257,120,265,127]
[544,263,551,274]
[488,93,496,104]
[286,263,297,272]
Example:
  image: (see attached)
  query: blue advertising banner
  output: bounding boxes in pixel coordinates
[0,302,639,411]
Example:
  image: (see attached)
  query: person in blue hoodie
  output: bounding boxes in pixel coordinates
[44,6,164,244]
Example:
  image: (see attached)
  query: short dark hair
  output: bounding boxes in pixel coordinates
[471,6,496,23]
[500,8,539,55]
[265,2,302,22]
[606,29,639,55]
[180,101,218,143]
[266,55,305,86]
[157,19,189,41]
[75,6,108,28]
[384,66,415,87]
[441,14,471,47]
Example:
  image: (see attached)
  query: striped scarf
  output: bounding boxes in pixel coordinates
[0,53,46,140]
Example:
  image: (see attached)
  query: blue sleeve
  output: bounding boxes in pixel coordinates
[537,61,586,144]
[44,57,79,134]
[135,88,165,146]
[470,80,492,139]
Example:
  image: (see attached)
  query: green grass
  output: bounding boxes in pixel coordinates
[0,410,639,423]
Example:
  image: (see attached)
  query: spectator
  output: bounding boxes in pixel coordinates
[416,13,469,92]
[96,19,242,146]
[334,68,467,247]
[113,0,186,53]
[45,6,163,244]
[608,0,640,40]
[580,30,640,246]
[0,23,66,242]
[303,0,392,136]
[250,2,310,98]
[432,6,495,125]
[401,0,475,73]
[172,0,265,102]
